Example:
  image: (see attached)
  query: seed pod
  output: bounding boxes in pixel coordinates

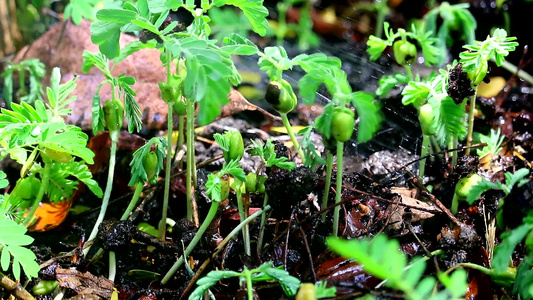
[418,103,437,135]
[103,99,124,132]
[245,173,257,193]
[142,150,158,182]
[265,79,297,114]
[393,40,417,65]
[220,174,231,201]
[222,131,244,163]
[256,175,267,194]
[331,106,355,142]
[455,174,483,199]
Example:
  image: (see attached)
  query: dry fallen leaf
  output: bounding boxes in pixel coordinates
[56,267,114,299]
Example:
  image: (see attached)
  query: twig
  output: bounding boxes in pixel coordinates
[0,271,35,300]
[294,214,317,282]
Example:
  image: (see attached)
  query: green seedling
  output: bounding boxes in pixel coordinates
[214,130,250,255]
[459,29,518,155]
[424,2,477,65]
[90,0,268,231]
[0,68,101,229]
[247,139,296,252]
[190,261,301,300]
[367,22,439,78]
[1,58,45,108]
[274,0,319,51]
[475,128,504,169]
[328,235,468,299]
[0,218,40,281]
[63,0,100,25]
[161,159,246,285]
[32,280,59,295]
[401,65,469,175]
[466,168,530,228]
[82,51,141,254]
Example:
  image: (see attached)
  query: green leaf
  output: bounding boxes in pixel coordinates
[214,0,268,36]
[493,222,533,273]
[0,172,8,189]
[190,269,241,300]
[64,0,99,25]
[222,33,259,55]
[315,103,334,139]
[115,40,158,64]
[0,219,40,280]
[466,179,501,205]
[401,80,431,107]
[168,37,240,125]
[209,8,252,43]
[434,97,467,146]
[350,91,383,143]
[376,73,410,98]
[299,126,326,169]
[366,35,390,61]
[258,46,293,80]
[260,265,301,297]
[460,29,518,74]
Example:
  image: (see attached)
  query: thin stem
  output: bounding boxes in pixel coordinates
[321,151,334,222]
[120,183,144,220]
[374,0,386,39]
[276,2,288,45]
[244,268,253,300]
[159,102,174,239]
[108,251,116,281]
[22,156,51,226]
[177,114,185,169]
[84,131,119,256]
[18,68,26,95]
[280,113,305,163]
[465,88,478,155]
[404,64,413,80]
[161,201,219,285]
[451,193,459,215]
[186,98,197,225]
[419,134,430,180]
[257,193,269,254]
[451,135,458,167]
[332,141,344,237]
[493,57,533,85]
[430,135,443,159]
[236,188,251,256]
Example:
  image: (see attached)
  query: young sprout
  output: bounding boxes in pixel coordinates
[451,173,483,214]
[366,22,439,78]
[161,160,246,285]
[459,29,518,155]
[475,128,504,169]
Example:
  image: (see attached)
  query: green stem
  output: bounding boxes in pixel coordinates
[161,201,219,284]
[492,57,533,85]
[257,193,269,255]
[375,0,386,39]
[451,135,458,167]
[108,251,116,282]
[404,64,413,80]
[84,131,119,256]
[120,183,144,220]
[177,114,185,169]
[430,135,442,160]
[236,188,251,256]
[332,141,344,237]
[22,156,51,226]
[280,113,305,163]
[159,102,173,239]
[321,151,334,222]
[276,2,288,45]
[244,268,253,300]
[465,88,478,155]
[451,193,459,215]
[18,68,26,95]
[419,134,430,180]
[186,98,196,224]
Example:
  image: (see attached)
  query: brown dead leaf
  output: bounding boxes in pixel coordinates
[56,267,114,299]
[387,187,436,230]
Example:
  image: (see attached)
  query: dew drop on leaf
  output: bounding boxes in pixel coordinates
[31,127,41,136]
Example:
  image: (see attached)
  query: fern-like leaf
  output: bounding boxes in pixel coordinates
[0,218,40,280]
